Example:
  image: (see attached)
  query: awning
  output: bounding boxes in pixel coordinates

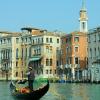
[29,56,41,62]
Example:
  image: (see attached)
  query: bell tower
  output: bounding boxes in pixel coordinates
[79,0,88,33]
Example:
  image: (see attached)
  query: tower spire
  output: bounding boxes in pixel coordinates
[82,0,86,10]
[79,0,88,33]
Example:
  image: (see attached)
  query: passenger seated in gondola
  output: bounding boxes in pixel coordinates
[17,79,27,84]
[26,66,35,92]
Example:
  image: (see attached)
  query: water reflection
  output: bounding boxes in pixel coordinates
[41,83,100,100]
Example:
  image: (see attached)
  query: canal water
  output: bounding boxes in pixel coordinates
[0,81,100,100]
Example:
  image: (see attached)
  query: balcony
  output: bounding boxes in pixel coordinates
[65,64,71,68]
[65,64,80,68]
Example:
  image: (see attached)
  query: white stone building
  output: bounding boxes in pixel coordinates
[0,32,23,80]
[88,27,100,82]
[21,27,61,79]
[0,28,61,80]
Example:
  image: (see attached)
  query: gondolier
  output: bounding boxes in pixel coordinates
[10,80,49,100]
[27,66,35,91]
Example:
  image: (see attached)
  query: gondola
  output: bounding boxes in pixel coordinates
[10,80,49,100]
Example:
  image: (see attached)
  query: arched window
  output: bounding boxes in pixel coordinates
[50,59,52,66]
[82,22,85,30]
[46,59,49,66]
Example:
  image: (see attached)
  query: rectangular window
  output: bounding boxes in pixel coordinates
[57,60,59,66]
[82,22,85,30]
[50,38,52,43]
[46,38,48,43]
[94,48,96,57]
[74,37,79,42]
[36,39,38,44]
[66,47,69,53]
[94,34,96,42]
[46,46,49,53]
[98,47,100,56]
[16,72,18,77]
[38,38,40,43]
[41,38,43,43]
[26,38,27,42]
[22,48,23,58]
[46,70,48,74]
[33,40,34,44]
[21,38,24,43]
[16,38,19,43]
[38,47,41,54]
[7,38,11,44]
[4,39,6,44]
[29,37,31,42]
[55,70,56,74]
[50,70,52,74]
[75,47,79,52]
[26,48,27,57]
[90,48,92,58]
[88,35,91,43]
[16,61,18,67]
[69,57,72,64]
[75,57,79,64]
[98,34,100,41]
[57,39,59,43]
[50,46,52,53]
[66,58,69,64]
[50,59,52,66]
[1,40,2,44]
[46,59,49,66]
[66,38,68,43]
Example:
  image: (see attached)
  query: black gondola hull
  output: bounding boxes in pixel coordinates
[10,81,49,100]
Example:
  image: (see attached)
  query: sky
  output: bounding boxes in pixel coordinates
[0,0,99,33]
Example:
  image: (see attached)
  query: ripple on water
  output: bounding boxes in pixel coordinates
[0,82,100,100]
